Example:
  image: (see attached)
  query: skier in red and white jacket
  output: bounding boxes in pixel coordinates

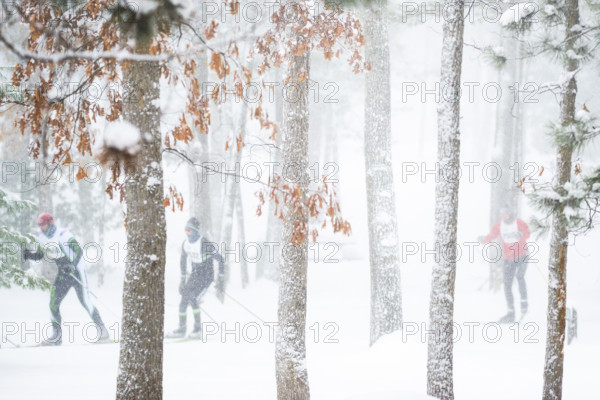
[482,207,531,323]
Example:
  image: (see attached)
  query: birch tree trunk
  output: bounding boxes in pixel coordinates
[116,38,167,400]
[363,0,402,346]
[542,0,579,397]
[426,0,464,398]
[276,4,310,397]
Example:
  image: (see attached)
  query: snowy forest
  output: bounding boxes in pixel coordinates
[1,0,599,398]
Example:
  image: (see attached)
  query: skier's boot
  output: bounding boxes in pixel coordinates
[498,311,515,324]
[41,323,62,346]
[188,311,202,340]
[165,325,186,339]
[165,314,187,339]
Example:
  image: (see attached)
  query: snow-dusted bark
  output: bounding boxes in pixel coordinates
[276,9,310,398]
[543,0,579,398]
[116,39,166,400]
[427,0,464,398]
[363,0,402,346]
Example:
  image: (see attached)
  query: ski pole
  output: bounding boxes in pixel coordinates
[200,306,219,324]
[68,272,120,319]
[223,291,267,323]
[1,334,20,348]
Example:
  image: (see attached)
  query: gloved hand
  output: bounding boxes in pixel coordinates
[55,256,75,274]
[178,279,186,295]
[23,249,33,261]
[215,274,225,304]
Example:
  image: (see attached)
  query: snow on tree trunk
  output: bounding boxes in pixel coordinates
[363,0,402,346]
[543,0,579,398]
[115,40,166,400]
[275,11,310,399]
[426,0,464,398]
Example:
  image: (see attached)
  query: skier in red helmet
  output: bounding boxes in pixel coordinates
[24,212,109,345]
[481,207,531,323]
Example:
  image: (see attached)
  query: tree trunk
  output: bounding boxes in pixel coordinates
[97,170,106,287]
[276,6,310,397]
[542,0,579,398]
[426,0,464,398]
[38,121,53,214]
[489,32,521,291]
[115,39,166,400]
[38,121,55,281]
[190,49,212,238]
[219,95,247,284]
[235,190,249,288]
[77,168,95,246]
[258,69,284,282]
[363,0,402,346]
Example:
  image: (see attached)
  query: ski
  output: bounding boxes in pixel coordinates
[3,339,119,349]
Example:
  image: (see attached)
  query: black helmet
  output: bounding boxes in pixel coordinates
[185,217,200,233]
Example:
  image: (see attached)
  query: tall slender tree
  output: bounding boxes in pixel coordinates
[363,0,402,345]
[236,191,249,287]
[488,12,526,292]
[258,70,284,282]
[426,0,464,398]
[189,48,213,238]
[275,3,311,397]
[542,0,580,397]
[115,35,167,400]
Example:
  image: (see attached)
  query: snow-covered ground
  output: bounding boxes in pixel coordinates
[1,223,599,399]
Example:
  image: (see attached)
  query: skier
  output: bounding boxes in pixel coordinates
[23,213,109,345]
[481,207,531,323]
[166,217,225,339]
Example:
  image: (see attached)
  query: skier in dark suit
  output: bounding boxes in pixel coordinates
[166,217,225,339]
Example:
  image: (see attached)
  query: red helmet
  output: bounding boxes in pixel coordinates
[37,212,54,227]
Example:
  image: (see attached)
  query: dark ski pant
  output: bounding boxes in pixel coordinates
[50,271,104,335]
[503,257,528,313]
[178,267,214,329]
